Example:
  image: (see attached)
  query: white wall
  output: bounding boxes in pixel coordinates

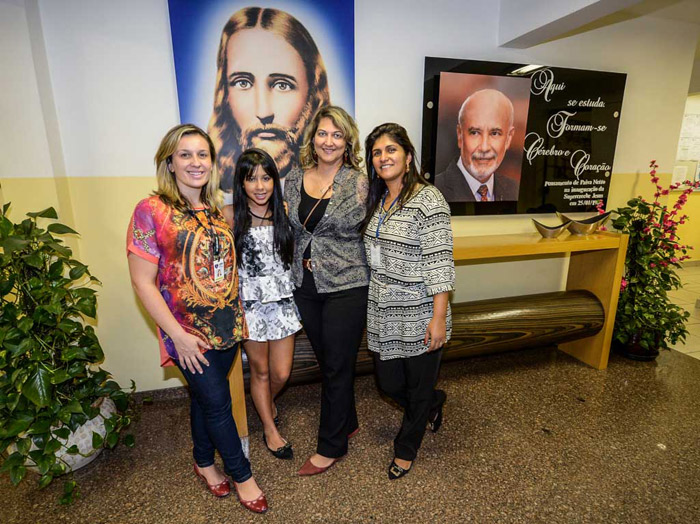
[3,0,699,390]
[0,0,53,179]
[38,0,179,178]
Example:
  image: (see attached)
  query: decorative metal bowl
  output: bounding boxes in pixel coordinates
[557,211,612,235]
[532,219,571,238]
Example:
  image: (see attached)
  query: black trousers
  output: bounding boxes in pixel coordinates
[293,269,368,458]
[374,349,444,461]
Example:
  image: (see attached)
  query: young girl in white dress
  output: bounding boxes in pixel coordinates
[225,148,301,459]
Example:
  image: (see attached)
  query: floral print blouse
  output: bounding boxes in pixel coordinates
[126,196,247,366]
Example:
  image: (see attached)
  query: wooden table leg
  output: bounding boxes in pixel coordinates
[559,236,628,369]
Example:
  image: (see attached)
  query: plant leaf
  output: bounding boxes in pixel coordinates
[22,252,44,268]
[75,298,96,318]
[123,434,135,448]
[0,452,26,472]
[27,207,58,219]
[44,438,61,455]
[69,264,88,280]
[47,223,78,235]
[91,431,104,448]
[105,431,119,449]
[46,242,71,257]
[38,473,54,489]
[48,260,64,279]
[61,346,87,362]
[2,236,30,255]
[22,367,52,407]
[0,414,34,439]
[50,369,71,385]
[27,419,52,435]
[0,273,15,295]
[53,427,70,440]
[16,437,32,456]
[9,465,26,486]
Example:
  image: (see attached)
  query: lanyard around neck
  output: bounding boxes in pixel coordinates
[187,208,220,257]
[375,192,399,239]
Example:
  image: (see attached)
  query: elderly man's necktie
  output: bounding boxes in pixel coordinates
[477,185,489,202]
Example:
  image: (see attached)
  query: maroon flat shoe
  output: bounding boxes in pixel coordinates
[297,455,343,476]
[234,482,268,514]
[193,464,230,498]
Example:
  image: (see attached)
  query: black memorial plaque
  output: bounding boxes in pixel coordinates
[422,57,626,216]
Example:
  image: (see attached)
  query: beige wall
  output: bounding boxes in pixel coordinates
[2,0,698,391]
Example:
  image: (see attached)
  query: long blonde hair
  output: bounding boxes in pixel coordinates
[299,106,362,171]
[154,124,222,211]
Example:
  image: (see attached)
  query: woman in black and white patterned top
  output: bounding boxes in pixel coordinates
[362,123,455,480]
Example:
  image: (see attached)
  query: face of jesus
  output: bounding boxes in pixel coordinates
[226,28,310,175]
[457,90,515,184]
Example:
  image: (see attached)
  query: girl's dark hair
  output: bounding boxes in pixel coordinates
[362,123,428,232]
[232,148,294,268]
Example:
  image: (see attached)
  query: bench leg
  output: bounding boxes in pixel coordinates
[228,345,248,454]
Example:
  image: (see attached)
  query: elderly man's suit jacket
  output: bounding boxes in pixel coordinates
[434,158,519,203]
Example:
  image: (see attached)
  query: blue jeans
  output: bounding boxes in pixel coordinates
[176,345,252,483]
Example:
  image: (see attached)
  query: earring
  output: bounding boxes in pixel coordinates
[344,147,350,164]
[312,150,318,164]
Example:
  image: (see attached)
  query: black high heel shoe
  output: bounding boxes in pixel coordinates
[428,390,446,433]
[388,459,412,480]
[263,433,293,460]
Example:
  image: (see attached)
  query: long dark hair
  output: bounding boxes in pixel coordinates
[362,123,428,232]
[232,148,294,268]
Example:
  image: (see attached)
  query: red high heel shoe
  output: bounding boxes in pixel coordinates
[297,455,343,476]
[233,481,269,514]
[193,464,230,498]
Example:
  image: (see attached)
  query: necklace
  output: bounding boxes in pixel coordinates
[248,209,272,220]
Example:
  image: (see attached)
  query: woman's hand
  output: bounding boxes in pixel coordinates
[424,292,449,352]
[424,314,447,352]
[173,332,211,374]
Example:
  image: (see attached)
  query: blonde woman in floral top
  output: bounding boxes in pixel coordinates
[362,123,455,480]
[127,125,267,514]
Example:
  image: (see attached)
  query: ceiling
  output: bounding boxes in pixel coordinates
[623,0,700,56]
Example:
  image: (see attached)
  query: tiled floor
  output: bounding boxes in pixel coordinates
[669,263,700,359]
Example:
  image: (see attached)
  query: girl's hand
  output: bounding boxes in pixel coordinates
[424,314,447,352]
[174,332,211,374]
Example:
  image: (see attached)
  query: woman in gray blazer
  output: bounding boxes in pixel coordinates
[284,106,369,475]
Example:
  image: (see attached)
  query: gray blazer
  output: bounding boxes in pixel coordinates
[284,165,370,293]
[434,158,519,203]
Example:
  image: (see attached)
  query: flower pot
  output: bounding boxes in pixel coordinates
[9,397,117,474]
[613,333,660,362]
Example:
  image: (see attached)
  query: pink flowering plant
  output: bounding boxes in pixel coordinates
[607,160,699,352]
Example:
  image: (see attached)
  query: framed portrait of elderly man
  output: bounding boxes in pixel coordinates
[168,0,355,194]
[433,72,531,207]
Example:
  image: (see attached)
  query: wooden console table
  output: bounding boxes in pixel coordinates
[453,231,628,370]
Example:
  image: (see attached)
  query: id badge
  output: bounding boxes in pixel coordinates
[213,257,225,282]
[370,241,382,269]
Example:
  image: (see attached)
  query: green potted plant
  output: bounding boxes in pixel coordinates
[0,204,134,503]
[605,160,699,360]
